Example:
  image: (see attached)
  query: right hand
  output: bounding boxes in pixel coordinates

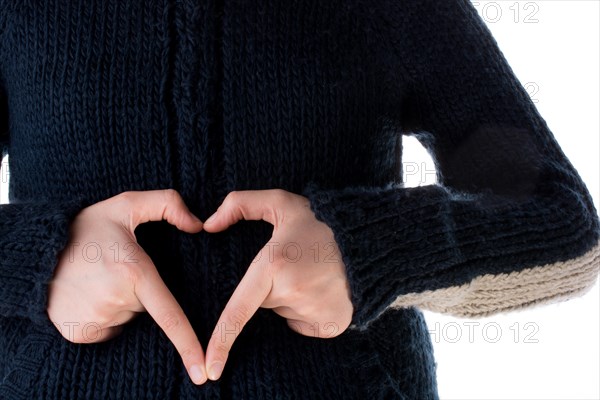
[47,189,208,385]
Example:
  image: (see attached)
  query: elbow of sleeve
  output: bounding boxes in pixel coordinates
[391,183,600,318]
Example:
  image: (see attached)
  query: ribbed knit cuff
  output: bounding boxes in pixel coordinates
[302,177,600,331]
[0,199,87,326]
[301,181,460,331]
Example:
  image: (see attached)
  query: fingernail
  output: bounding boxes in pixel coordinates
[191,213,202,224]
[205,212,218,224]
[208,361,223,380]
[190,364,206,385]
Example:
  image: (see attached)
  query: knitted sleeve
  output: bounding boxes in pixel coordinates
[1,84,86,326]
[301,0,600,331]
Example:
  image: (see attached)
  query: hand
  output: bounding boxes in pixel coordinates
[201,189,353,381]
[47,189,209,385]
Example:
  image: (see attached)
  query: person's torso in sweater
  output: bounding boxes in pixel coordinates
[0,2,434,399]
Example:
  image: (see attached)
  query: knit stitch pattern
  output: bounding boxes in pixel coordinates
[1,1,598,399]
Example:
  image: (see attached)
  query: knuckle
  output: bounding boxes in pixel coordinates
[178,346,195,364]
[270,189,290,205]
[213,339,230,356]
[163,188,181,204]
[160,310,183,333]
[224,190,240,206]
[103,285,130,309]
[224,304,251,329]
[111,191,137,219]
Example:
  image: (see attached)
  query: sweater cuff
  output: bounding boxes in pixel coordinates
[0,198,87,326]
[301,181,460,330]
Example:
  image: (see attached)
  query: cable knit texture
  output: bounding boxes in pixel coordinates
[1,0,599,399]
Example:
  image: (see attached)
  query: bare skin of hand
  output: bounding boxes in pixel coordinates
[201,189,353,381]
[47,189,209,385]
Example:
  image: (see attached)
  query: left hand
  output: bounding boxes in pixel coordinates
[201,189,353,381]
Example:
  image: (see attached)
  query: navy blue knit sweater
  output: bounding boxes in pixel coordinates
[1,0,599,399]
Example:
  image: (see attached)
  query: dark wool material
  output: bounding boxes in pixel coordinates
[1,1,599,399]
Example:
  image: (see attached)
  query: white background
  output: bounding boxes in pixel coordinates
[1,1,599,399]
[403,1,599,399]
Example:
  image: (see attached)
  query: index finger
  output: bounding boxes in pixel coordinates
[135,268,207,385]
[205,252,273,380]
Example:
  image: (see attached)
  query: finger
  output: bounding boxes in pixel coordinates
[135,268,207,385]
[202,189,289,232]
[118,189,203,234]
[205,254,273,381]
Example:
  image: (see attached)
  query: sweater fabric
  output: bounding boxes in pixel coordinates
[1,0,599,399]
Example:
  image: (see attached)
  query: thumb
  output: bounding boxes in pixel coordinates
[203,190,281,233]
[117,189,203,233]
